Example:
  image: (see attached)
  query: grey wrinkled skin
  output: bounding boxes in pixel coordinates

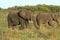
[7,9,39,30]
[36,12,60,28]
[7,10,26,30]
[36,12,53,28]
[51,13,60,26]
[18,9,39,30]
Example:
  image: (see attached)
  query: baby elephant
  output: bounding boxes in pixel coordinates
[36,12,53,28]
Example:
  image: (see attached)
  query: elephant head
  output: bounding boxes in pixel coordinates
[51,13,60,26]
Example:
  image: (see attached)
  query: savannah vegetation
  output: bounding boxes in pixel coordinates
[0,4,60,40]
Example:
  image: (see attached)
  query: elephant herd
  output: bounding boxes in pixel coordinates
[7,9,60,30]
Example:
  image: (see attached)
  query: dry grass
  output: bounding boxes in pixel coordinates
[0,10,60,40]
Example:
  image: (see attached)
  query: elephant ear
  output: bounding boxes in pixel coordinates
[18,10,26,20]
[20,10,26,17]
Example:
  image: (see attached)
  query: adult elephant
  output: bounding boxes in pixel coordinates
[7,9,39,30]
[36,12,54,28]
[17,9,39,30]
[7,10,27,30]
[36,12,60,28]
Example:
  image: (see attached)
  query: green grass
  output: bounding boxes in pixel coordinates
[0,10,60,40]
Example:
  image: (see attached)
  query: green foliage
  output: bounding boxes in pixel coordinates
[38,6,51,12]
[0,4,59,13]
[0,4,60,13]
[3,4,60,12]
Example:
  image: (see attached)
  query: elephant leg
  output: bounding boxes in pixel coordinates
[32,16,40,30]
[48,20,53,27]
[8,23,12,28]
[8,23,15,30]
[33,21,39,30]
[37,20,40,27]
[25,20,31,29]
[45,22,48,26]
[8,19,14,30]
[19,18,25,30]
[8,18,11,28]
[20,23,25,29]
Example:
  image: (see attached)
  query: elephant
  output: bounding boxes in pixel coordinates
[36,12,53,27]
[17,9,39,29]
[7,9,39,30]
[36,12,60,28]
[7,10,27,30]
